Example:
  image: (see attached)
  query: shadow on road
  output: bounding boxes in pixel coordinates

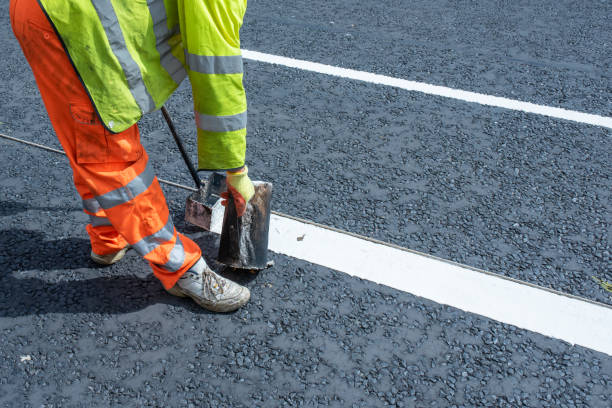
[0,200,80,217]
[1,228,93,270]
[0,228,258,317]
[0,271,204,317]
[0,229,214,317]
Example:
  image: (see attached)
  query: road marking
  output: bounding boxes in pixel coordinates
[210,210,612,356]
[242,49,612,129]
[5,128,612,355]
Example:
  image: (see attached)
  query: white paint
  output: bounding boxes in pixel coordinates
[242,49,612,129]
[213,206,612,356]
[209,199,225,233]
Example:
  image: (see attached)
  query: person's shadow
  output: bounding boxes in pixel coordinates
[0,199,80,217]
[0,226,258,318]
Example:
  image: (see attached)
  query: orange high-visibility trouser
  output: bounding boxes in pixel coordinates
[10,0,202,289]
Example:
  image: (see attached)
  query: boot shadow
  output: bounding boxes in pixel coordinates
[0,228,213,317]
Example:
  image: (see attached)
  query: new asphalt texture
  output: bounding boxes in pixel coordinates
[1,0,611,406]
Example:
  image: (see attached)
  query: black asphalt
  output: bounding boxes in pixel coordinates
[242,0,612,117]
[2,141,611,406]
[1,0,611,406]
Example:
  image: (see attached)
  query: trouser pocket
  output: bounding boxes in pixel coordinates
[71,103,142,164]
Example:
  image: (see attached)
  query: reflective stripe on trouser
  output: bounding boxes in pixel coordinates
[74,172,128,256]
[10,0,201,289]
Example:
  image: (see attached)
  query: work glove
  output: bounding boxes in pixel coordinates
[220,166,255,217]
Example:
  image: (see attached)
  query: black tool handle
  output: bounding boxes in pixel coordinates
[161,106,201,189]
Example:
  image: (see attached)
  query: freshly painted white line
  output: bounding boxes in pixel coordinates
[6,133,611,355]
[242,49,612,129]
[211,207,612,356]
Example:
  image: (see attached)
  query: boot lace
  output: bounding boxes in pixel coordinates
[202,268,225,296]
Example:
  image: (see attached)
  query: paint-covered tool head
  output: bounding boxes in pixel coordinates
[217,181,273,270]
[184,172,226,230]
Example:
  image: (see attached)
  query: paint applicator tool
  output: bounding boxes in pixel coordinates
[161,106,273,271]
[217,180,274,272]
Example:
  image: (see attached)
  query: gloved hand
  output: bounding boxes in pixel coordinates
[220,166,255,217]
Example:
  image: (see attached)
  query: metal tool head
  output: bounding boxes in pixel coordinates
[217,181,273,270]
[184,172,226,230]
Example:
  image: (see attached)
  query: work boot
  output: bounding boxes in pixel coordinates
[166,258,250,312]
[90,247,128,265]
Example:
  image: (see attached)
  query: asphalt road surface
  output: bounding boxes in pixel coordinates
[1,0,611,406]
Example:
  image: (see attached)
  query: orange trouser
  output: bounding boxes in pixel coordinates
[10,0,201,289]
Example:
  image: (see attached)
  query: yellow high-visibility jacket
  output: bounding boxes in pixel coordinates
[39,0,248,171]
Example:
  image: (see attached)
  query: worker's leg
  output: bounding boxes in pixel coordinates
[10,0,127,258]
[178,0,248,170]
[10,0,201,289]
[72,170,129,258]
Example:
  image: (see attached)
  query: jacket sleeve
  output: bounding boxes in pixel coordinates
[178,0,248,171]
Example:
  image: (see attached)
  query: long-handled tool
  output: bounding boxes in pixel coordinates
[161,106,273,271]
[161,106,225,230]
[161,106,201,189]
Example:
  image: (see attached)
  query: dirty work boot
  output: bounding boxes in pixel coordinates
[166,258,250,312]
[90,247,128,265]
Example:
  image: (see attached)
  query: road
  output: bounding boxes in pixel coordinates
[0,0,610,406]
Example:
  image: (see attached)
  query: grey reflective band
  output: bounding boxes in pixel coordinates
[91,0,156,113]
[88,214,112,227]
[131,217,175,256]
[147,0,186,84]
[82,198,102,214]
[195,110,247,133]
[159,235,185,272]
[95,161,156,209]
[185,52,243,75]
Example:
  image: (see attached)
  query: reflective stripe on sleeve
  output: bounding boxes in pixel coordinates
[195,110,247,133]
[159,234,186,272]
[91,0,156,113]
[131,217,175,256]
[88,214,112,227]
[147,0,186,84]
[82,198,102,214]
[185,52,243,75]
[95,160,156,209]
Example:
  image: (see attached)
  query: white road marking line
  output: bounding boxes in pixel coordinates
[212,209,612,356]
[5,132,612,355]
[242,49,612,129]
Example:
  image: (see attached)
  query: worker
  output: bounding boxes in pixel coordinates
[9,0,254,312]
